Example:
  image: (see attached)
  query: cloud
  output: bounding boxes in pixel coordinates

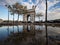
[0,0,23,6]
[47,8,60,20]
[48,0,60,10]
[0,0,60,20]
[46,0,60,20]
[22,1,34,9]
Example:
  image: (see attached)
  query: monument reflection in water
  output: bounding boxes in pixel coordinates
[1,24,60,45]
[0,24,46,45]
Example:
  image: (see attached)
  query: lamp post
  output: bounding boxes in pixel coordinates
[45,0,48,45]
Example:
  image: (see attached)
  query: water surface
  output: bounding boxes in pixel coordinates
[0,24,60,45]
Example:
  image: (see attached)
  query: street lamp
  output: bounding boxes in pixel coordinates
[45,0,48,45]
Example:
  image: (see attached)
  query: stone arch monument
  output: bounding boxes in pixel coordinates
[23,6,35,23]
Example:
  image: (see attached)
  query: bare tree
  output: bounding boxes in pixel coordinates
[36,13,43,22]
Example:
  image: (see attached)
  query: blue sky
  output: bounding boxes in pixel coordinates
[49,2,60,11]
[0,0,60,21]
[0,6,8,20]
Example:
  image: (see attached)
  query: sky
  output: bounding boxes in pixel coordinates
[0,0,60,21]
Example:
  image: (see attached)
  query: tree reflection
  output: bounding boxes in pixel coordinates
[7,26,9,36]
[17,25,19,33]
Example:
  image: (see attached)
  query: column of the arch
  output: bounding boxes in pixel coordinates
[34,11,35,23]
[26,14,28,22]
[33,15,34,23]
[23,14,25,22]
[32,6,35,23]
[23,14,27,22]
[30,14,35,23]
